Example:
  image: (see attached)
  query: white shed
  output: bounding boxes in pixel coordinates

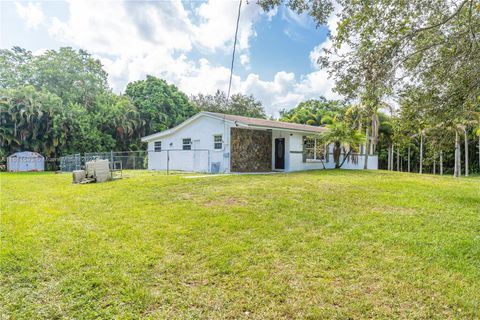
[7,151,45,172]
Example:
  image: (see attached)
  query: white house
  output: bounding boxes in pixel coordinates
[141,112,378,173]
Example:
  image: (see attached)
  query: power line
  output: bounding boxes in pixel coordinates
[227,0,242,102]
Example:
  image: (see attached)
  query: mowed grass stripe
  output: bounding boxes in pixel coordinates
[1,170,479,319]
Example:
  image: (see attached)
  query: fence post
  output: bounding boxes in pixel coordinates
[110,151,114,169]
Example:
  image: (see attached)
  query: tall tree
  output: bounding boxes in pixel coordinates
[279,97,343,125]
[0,47,33,88]
[31,48,109,107]
[191,90,266,119]
[229,93,266,119]
[258,0,480,173]
[0,86,63,157]
[1,47,109,107]
[125,75,197,137]
[0,48,156,157]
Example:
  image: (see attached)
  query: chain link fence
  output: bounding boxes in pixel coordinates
[59,151,147,172]
[59,154,81,172]
[6,149,216,173]
[147,149,213,173]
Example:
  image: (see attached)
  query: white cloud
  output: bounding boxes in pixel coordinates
[15,2,45,29]
[41,0,339,116]
[238,70,339,116]
[266,7,278,21]
[240,54,250,68]
[33,47,47,56]
[194,0,260,52]
[282,7,311,29]
[178,58,241,96]
[48,0,194,55]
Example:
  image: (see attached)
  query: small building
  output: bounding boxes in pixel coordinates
[141,112,378,173]
[7,151,45,172]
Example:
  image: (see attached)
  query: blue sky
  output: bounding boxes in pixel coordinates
[0,0,338,116]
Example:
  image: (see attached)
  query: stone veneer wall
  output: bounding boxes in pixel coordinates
[230,128,272,172]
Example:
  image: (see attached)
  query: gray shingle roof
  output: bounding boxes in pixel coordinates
[142,111,327,142]
[203,112,327,134]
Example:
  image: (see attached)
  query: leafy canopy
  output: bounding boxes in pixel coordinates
[0,48,197,158]
[125,75,197,136]
[320,116,366,168]
[279,97,344,125]
[191,90,266,119]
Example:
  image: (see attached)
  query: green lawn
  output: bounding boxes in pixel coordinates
[1,170,479,319]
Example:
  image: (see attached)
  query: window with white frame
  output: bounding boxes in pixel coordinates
[182,138,192,150]
[304,137,325,161]
[154,141,162,152]
[213,135,223,150]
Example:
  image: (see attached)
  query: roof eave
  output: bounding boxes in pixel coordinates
[141,112,237,142]
[244,124,326,135]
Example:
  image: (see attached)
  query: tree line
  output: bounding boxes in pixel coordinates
[0,47,265,160]
[279,94,480,175]
[0,45,376,172]
[2,17,479,176]
[258,0,479,176]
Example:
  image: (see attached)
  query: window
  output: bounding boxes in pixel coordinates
[182,138,192,150]
[213,135,223,150]
[154,141,162,152]
[304,137,325,161]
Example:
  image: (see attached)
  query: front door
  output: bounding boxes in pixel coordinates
[274,138,285,170]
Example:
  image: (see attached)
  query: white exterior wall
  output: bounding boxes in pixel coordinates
[287,133,333,171]
[340,155,378,170]
[287,132,378,172]
[147,116,233,173]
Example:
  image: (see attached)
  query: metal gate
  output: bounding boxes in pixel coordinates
[59,154,81,172]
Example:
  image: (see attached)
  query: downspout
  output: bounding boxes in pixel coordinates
[223,114,227,173]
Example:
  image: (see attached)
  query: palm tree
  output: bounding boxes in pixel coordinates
[320,117,366,169]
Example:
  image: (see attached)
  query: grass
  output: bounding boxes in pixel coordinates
[1,170,479,319]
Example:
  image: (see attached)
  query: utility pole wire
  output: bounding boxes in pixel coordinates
[227,0,242,102]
